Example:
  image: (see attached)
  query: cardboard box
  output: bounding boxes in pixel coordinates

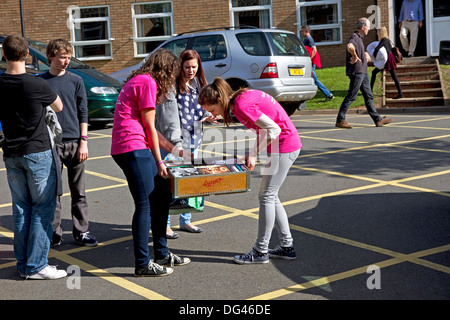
[167,163,251,198]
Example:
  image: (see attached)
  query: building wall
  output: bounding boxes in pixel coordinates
[0,0,382,74]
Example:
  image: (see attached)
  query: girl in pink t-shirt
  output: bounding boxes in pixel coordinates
[199,77,301,264]
[111,49,190,276]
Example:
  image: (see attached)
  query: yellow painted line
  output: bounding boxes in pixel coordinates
[0,226,13,239]
[249,244,450,300]
[390,125,450,131]
[0,225,168,299]
[300,135,370,144]
[85,170,127,184]
[87,155,112,161]
[389,144,450,154]
[389,116,450,126]
[50,251,169,300]
[249,257,403,300]
[0,183,127,209]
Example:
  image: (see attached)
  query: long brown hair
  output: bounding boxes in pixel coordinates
[126,48,180,105]
[177,49,207,94]
[198,77,248,127]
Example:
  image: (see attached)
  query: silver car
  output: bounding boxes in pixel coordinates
[110,27,317,115]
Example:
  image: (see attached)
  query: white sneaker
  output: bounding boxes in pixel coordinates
[27,265,67,280]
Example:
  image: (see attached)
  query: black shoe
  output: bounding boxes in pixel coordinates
[154,252,191,267]
[135,262,173,277]
[51,233,62,247]
[324,94,334,102]
[74,232,98,247]
[393,94,404,99]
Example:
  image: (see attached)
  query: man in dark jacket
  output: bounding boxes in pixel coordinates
[335,18,392,129]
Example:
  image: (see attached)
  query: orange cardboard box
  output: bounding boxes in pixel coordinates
[167,164,251,198]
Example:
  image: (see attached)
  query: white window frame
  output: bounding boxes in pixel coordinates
[68,5,113,61]
[229,0,273,28]
[296,0,343,46]
[132,1,174,58]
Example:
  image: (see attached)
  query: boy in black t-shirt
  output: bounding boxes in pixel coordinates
[0,34,66,280]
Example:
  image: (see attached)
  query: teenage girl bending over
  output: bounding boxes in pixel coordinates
[198,77,302,264]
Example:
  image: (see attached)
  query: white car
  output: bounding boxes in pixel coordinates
[110,27,317,115]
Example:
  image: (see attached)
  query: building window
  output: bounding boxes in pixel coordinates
[297,0,342,45]
[68,5,113,60]
[230,0,272,28]
[132,1,174,58]
[433,0,450,18]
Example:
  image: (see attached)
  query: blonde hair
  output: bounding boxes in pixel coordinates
[379,26,388,40]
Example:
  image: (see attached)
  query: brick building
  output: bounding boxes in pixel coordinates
[0,1,448,74]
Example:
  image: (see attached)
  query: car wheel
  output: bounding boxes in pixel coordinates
[89,121,111,130]
[226,79,249,91]
[280,102,305,116]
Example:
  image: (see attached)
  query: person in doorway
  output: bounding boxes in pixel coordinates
[199,77,301,264]
[335,18,393,129]
[111,48,190,277]
[40,39,98,247]
[300,25,334,102]
[0,34,66,280]
[399,0,424,57]
[370,27,404,99]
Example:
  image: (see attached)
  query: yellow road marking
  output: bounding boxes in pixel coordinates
[249,244,450,300]
[1,115,449,300]
[51,251,169,300]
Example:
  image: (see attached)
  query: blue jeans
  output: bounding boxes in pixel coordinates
[337,73,382,124]
[167,213,191,228]
[312,64,331,97]
[161,147,195,228]
[112,149,169,268]
[4,149,57,276]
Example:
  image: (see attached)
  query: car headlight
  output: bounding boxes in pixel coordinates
[90,87,118,94]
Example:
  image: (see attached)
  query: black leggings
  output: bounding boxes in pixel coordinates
[371,68,403,96]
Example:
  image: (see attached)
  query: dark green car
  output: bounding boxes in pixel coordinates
[0,35,122,127]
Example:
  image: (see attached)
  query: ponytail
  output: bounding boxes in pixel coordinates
[199,77,235,126]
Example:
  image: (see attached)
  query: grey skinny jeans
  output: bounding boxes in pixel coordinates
[255,149,300,253]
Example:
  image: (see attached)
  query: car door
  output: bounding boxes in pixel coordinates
[190,34,231,83]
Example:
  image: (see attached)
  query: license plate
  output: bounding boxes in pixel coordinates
[289,68,303,76]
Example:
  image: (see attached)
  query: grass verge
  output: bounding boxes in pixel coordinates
[305,66,381,110]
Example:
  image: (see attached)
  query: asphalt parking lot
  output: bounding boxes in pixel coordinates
[1,112,449,307]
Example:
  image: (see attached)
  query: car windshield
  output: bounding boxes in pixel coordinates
[266,32,308,57]
[26,38,90,69]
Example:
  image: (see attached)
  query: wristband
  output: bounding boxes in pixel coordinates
[80,135,89,141]
[156,160,165,166]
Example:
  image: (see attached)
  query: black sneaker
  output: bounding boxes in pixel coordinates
[135,262,173,277]
[74,232,98,247]
[51,233,62,247]
[268,245,296,260]
[154,252,191,267]
[324,94,334,102]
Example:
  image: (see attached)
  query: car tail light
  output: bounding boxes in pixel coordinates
[260,63,278,78]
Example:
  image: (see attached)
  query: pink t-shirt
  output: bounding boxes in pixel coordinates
[232,90,302,153]
[111,74,157,155]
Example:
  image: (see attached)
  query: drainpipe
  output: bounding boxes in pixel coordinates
[20,0,25,37]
